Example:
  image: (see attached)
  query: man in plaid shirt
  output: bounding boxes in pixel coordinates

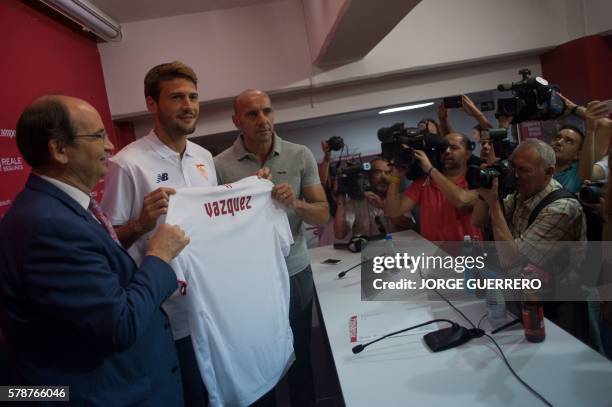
[472,139,587,336]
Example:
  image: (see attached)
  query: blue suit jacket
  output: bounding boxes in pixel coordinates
[0,175,184,406]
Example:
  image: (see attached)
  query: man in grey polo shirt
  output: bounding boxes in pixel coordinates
[214,89,328,407]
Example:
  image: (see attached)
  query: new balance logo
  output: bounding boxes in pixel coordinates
[156,173,169,183]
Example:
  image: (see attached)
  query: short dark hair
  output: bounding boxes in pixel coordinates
[559,124,585,147]
[144,61,198,102]
[16,97,76,169]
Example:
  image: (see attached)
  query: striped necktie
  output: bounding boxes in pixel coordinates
[89,197,121,245]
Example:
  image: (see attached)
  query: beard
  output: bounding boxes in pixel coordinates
[443,158,460,171]
[160,111,197,137]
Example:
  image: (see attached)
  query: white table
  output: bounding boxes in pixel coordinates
[310,231,612,407]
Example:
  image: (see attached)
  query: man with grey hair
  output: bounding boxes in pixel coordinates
[472,138,586,336]
[472,138,584,244]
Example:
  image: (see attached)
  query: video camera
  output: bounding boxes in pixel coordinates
[466,128,517,198]
[332,161,372,199]
[377,123,448,180]
[496,69,565,124]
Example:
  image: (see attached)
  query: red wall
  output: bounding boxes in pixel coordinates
[540,34,612,104]
[0,1,126,217]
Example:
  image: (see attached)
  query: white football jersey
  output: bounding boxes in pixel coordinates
[166,176,295,407]
[101,130,217,340]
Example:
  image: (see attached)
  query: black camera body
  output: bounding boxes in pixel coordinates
[326,136,344,152]
[496,69,565,124]
[480,127,517,160]
[334,162,372,199]
[466,128,517,197]
[377,123,449,180]
[580,181,605,204]
[467,159,516,198]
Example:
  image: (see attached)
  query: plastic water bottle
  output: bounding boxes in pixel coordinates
[384,234,399,273]
[463,235,475,295]
[486,271,507,327]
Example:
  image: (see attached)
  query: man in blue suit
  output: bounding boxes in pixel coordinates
[0,95,189,405]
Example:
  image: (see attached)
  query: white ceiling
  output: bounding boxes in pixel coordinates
[92,0,281,23]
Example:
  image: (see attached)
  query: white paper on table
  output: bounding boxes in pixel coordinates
[349,308,439,343]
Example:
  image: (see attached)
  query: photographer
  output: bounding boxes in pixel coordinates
[479,136,499,166]
[438,95,493,137]
[384,133,483,241]
[472,138,585,254]
[472,139,587,336]
[333,158,413,239]
[551,100,611,192]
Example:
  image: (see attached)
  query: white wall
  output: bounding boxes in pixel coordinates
[99,0,593,122]
[99,0,311,118]
[584,0,612,35]
[302,0,350,62]
[130,55,542,138]
[279,102,497,162]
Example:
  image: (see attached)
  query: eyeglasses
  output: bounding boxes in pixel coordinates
[74,132,108,141]
[74,131,108,141]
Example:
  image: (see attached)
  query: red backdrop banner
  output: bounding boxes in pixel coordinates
[0,1,125,218]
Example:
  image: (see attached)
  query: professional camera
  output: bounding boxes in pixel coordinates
[333,162,372,199]
[496,69,565,124]
[466,128,517,197]
[326,136,344,152]
[579,181,605,204]
[467,159,516,197]
[377,123,448,180]
[481,127,516,159]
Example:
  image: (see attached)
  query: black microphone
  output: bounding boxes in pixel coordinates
[352,319,484,354]
[337,257,375,279]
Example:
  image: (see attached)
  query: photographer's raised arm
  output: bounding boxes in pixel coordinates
[578,101,611,180]
[319,140,331,186]
[437,103,453,136]
[413,149,478,209]
[471,196,490,229]
[429,168,478,209]
[478,180,521,269]
[462,95,493,130]
[384,167,416,217]
[333,195,350,239]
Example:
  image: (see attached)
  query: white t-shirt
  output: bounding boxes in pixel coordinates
[166,176,294,407]
[594,155,609,180]
[101,130,217,339]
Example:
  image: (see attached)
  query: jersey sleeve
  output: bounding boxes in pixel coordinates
[267,198,294,257]
[165,191,190,287]
[101,159,136,226]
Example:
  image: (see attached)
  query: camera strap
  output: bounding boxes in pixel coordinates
[526,188,577,228]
